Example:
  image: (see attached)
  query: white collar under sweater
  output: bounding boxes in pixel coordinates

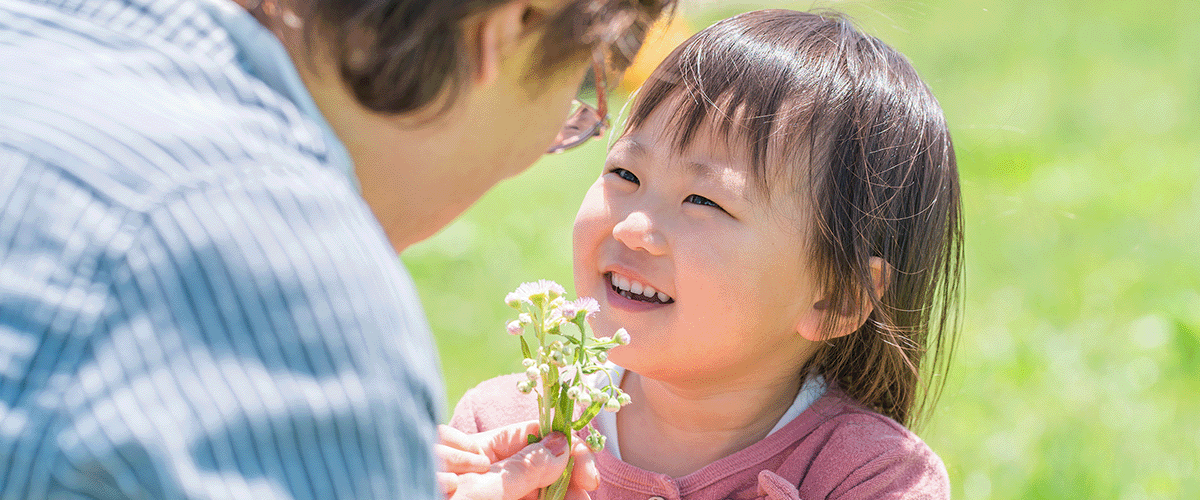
[590,364,827,460]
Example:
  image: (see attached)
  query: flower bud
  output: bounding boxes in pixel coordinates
[594,390,609,404]
[596,351,608,363]
[518,313,533,325]
[604,398,621,412]
[549,350,566,366]
[539,363,550,374]
[516,381,533,394]
[585,431,606,452]
[525,366,539,381]
[577,391,593,406]
[567,386,582,400]
[522,358,535,367]
[614,328,631,345]
[506,320,523,336]
[617,393,632,406]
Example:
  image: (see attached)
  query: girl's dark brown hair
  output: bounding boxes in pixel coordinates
[625,9,962,427]
[299,0,674,115]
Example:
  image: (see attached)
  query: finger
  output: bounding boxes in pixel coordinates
[436,443,491,474]
[439,425,484,454]
[437,472,458,498]
[481,420,544,462]
[491,433,573,500]
[567,442,599,491]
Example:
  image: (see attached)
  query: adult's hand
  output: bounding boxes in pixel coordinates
[437,422,599,500]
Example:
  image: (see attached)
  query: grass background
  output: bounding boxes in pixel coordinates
[401,0,1200,498]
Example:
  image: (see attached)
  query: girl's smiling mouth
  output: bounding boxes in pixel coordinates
[607,271,674,304]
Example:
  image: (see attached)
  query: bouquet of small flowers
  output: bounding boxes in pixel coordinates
[504,280,631,500]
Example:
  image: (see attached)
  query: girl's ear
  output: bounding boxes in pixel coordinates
[797,257,892,342]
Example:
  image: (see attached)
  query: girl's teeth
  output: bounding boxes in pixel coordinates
[608,272,672,303]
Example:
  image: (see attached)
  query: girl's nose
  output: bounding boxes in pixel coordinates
[612,211,666,255]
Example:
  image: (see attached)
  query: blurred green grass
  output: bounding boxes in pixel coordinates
[402,0,1200,497]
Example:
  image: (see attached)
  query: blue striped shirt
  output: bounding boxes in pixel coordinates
[0,0,444,497]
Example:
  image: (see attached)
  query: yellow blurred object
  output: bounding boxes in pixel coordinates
[618,16,695,93]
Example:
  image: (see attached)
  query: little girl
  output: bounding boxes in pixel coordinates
[451,9,962,499]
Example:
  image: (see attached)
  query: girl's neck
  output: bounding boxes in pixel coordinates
[615,369,805,477]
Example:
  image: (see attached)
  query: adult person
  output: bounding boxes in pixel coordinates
[0,0,671,498]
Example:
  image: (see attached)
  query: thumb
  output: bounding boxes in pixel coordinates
[492,432,572,500]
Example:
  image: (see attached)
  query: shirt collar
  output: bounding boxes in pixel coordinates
[196,0,358,191]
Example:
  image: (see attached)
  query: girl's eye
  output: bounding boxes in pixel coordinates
[684,194,725,212]
[610,168,640,185]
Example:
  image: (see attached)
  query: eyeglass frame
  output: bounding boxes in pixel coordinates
[546,51,610,154]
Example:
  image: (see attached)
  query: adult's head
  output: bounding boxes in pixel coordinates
[256,0,673,250]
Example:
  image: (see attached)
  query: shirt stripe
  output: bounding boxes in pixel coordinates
[0,0,444,498]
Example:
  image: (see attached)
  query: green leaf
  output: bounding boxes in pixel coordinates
[520,336,532,360]
[527,433,539,445]
[556,384,573,430]
[571,401,604,431]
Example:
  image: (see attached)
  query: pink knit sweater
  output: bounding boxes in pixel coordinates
[450,374,949,500]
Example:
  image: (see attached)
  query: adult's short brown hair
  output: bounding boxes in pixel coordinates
[302,0,673,115]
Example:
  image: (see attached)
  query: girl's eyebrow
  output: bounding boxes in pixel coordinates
[688,160,751,202]
[611,137,649,158]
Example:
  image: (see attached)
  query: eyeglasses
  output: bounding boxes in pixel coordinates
[546,52,609,154]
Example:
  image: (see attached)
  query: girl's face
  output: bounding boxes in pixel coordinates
[572,103,826,385]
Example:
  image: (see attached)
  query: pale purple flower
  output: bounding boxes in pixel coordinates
[560,297,600,322]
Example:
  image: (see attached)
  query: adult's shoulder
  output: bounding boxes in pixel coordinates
[0,0,338,214]
[779,391,950,499]
[449,373,540,434]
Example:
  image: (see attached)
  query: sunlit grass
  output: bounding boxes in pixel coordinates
[403,1,1200,497]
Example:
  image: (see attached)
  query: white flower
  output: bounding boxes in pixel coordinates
[506,280,566,307]
[604,398,621,412]
[525,366,540,381]
[516,380,534,394]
